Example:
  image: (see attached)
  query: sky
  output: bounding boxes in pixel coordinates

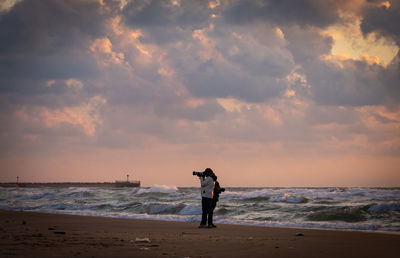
[0,0,399,187]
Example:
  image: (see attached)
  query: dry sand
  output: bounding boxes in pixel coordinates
[1,209,399,257]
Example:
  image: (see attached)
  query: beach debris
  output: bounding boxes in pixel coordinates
[247,236,254,240]
[135,237,151,243]
[139,247,150,251]
[53,231,66,235]
[22,220,26,225]
[295,233,304,236]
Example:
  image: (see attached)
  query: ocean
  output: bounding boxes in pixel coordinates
[1,186,399,233]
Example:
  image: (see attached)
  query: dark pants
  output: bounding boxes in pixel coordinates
[209,199,217,224]
[201,197,213,225]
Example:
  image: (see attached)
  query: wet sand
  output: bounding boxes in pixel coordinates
[1,209,399,257]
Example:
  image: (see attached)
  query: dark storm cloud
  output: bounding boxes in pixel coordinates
[0,78,92,109]
[163,19,294,102]
[284,26,334,63]
[361,0,400,44]
[0,0,396,110]
[123,0,210,27]
[306,58,387,106]
[0,0,118,152]
[0,0,113,52]
[99,64,226,122]
[359,1,400,104]
[0,54,99,79]
[184,64,285,102]
[223,0,340,28]
[0,0,116,80]
[213,24,293,78]
[120,0,293,103]
[122,0,211,44]
[381,54,400,101]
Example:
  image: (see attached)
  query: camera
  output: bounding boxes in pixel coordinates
[221,188,226,192]
[193,171,205,177]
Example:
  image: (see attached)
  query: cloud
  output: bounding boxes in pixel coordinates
[306,55,388,106]
[359,1,400,103]
[121,2,295,103]
[284,26,334,63]
[282,24,400,107]
[166,22,294,102]
[12,95,106,137]
[222,0,340,28]
[0,0,115,80]
[122,0,210,27]
[40,95,106,136]
[122,0,211,44]
[361,0,400,44]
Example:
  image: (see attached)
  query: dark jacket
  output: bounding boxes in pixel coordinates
[213,181,223,202]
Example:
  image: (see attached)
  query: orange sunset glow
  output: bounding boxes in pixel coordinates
[0,0,399,187]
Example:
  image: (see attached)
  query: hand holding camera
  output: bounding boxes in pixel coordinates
[193,171,205,177]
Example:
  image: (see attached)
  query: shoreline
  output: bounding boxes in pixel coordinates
[2,208,399,236]
[1,209,399,257]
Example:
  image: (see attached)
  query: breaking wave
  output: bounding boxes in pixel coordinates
[137,185,178,194]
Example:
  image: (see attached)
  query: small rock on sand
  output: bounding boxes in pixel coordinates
[135,237,151,243]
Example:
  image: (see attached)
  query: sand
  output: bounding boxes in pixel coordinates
[1,210,399,257]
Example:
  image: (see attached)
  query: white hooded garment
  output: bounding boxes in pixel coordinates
[200,176,214,199]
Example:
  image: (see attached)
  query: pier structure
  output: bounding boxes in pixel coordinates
[0,173,140,188]
[1,172,140,188]
[0,181,140,188]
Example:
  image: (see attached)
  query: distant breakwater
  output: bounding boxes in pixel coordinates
[0,182,140,188]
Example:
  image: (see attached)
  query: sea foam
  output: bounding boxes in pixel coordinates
[137,185,178,194]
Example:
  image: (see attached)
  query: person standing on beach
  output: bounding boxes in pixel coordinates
[196,168,215,228]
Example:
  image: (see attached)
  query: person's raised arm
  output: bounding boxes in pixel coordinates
[200,176,212,187]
